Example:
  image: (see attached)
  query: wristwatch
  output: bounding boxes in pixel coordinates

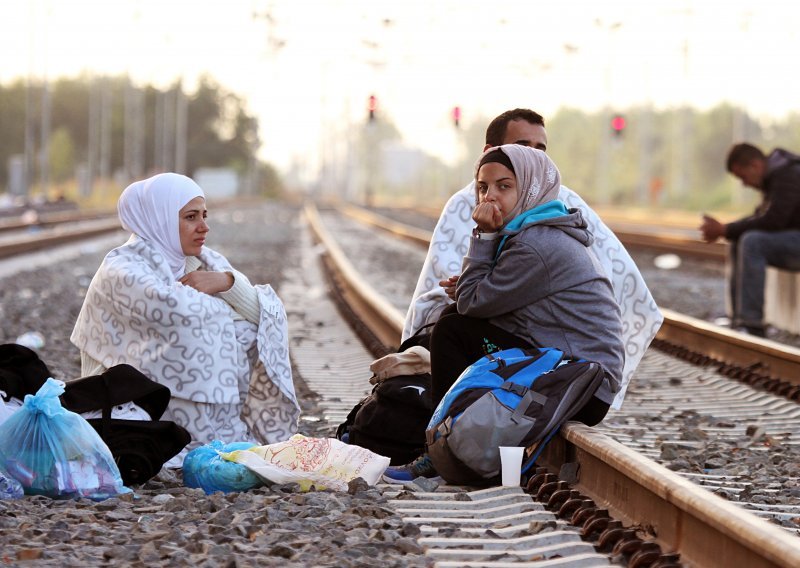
[472,227,499,240]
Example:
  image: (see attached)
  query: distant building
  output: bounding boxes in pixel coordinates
[194,168,239,199]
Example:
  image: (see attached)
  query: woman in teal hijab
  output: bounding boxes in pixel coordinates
[384,145,625,483]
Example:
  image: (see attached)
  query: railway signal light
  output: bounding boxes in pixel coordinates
[611,114,626,137]
[452,106,461,128]
[367,95,377,122]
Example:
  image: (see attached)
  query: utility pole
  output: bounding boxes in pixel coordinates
[174,80,188,175]
[38,79,50,197]
[594,19,622,205]
[153,89,164,172]
[24,77,36,198]
[99,78,112,186]
[86,78,100,197]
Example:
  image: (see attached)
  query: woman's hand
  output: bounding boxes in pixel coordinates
[472,202,504,232]
[179,271,234,295]
[439,275,459,300]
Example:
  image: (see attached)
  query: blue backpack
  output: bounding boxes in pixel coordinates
[426,347,605,486]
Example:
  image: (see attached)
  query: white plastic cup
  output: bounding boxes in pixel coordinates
[499,446,525,487]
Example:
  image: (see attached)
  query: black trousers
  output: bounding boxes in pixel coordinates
[429,310,610,427]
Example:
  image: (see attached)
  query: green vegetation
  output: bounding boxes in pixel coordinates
[0,75,282,203]
[356,104,799,218]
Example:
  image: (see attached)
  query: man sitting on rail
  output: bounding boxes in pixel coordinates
[700,142,800,338]
[403,108,663,414]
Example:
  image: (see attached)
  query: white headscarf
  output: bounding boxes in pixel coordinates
[117,173,204,280]
[474,144,562,223]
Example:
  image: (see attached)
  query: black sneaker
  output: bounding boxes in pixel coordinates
[733,325,766,338]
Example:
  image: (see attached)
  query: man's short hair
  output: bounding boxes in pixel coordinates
[485,109,545,146]
[726,143,766,172]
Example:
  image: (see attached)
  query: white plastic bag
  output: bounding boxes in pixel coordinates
[0,391,18,428]
[222,434,390,491]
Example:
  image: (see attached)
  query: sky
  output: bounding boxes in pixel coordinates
[3,0,800,174]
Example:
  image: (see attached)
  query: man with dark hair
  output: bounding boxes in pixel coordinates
[700,142,800,337]
[403,108,662,412]
[484,109,548,150]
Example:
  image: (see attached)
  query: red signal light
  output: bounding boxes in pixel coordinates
[452,106,461,128]
[611,114,626,135]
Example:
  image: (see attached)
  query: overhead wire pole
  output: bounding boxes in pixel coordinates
[39,80,50,198]
[174,78,188,175]
[361,17,391,207]
[24,76,36,199]
[86,78,100,198]
[153,87,164,172]
[594,19,622,205]
[21,0,39,200]
[38,1,51,200]
[731,10,753,208]
[669,2,692,201]
[99,78,112,189]
[161,86,175,173]
[252,0,286,196]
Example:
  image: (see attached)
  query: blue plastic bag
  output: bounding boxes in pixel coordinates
[183,440,264,494]
[0,378,130,500]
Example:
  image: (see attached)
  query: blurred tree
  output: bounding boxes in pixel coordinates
[48,127,76,183]
[547,107,601,201]
[0,79,28,188]
[257,161,284,198]
[184,76,257,176]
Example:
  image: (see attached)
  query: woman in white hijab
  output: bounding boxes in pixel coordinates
[71,173,299,451]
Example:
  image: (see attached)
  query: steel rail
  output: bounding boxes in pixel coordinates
[541,423,800,568]
[0,218,123,259]
[0,198,251,261]
[610,229,725,260]
[305,202,405,351]
[337,203,431,248]
[658,308,800,388]
[0,208,116,233]
[360,204,728,260]
[336,202,800,390]
[312,201,800,567]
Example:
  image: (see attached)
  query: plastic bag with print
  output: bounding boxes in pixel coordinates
[221,434,390,491]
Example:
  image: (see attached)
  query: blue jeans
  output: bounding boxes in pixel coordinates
[728,230,800,329]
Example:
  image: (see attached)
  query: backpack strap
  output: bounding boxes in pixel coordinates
[427,416,455,445]
[500,381,548,423]
[512,389,547,423]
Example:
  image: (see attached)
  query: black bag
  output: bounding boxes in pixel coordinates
[336,325,434,465]
[0,344,51,400]
[338,373,432,465]
[61,365,191,485]
[0,344,190,485]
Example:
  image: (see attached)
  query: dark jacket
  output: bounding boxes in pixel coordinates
[456,208,624,403]
[726,148,800,240]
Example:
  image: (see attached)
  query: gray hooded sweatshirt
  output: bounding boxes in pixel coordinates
[456,208,625,404]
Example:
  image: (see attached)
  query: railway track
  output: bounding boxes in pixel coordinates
[336,202,800,397]
[305,201,800,567]
[0,208,116,234]
[0,209,122,260]
[6,199,800,567]
[0,199,243,261]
